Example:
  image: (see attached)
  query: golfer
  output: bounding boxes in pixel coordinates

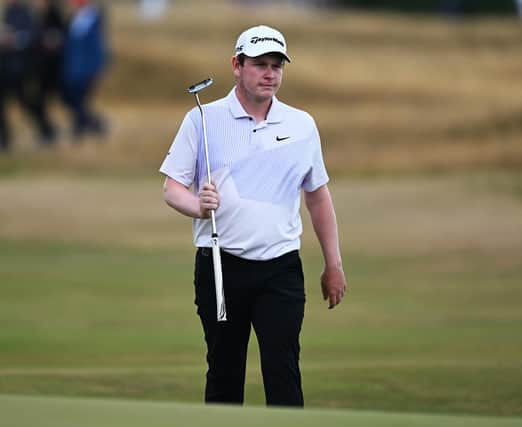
[160,25,346,407]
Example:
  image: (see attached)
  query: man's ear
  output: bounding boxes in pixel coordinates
[231,56,241,78]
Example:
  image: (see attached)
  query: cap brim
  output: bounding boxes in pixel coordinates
[264,51,291,63]
[236,51,291,63]
[280,53,291,63]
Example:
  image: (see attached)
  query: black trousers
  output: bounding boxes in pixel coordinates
[194,248,305,407]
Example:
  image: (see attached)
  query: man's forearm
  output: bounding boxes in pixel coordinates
[163,177,202,218]
[305,186,343,269]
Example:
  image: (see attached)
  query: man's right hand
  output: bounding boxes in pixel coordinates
[199,181,220,218]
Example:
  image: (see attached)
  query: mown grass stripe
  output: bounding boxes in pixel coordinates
[1,394,522,427]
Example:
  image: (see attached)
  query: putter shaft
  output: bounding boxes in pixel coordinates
[188,78,226,322]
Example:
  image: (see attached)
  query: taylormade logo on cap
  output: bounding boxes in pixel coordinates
[234,25,291,63]
[250,36,284,47]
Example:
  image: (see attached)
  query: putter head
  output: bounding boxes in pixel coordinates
[188,78,213,94]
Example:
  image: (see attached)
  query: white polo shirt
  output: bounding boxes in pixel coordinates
[160,87,329,260]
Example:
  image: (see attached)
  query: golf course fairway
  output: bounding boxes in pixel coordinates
[1,394,521,427]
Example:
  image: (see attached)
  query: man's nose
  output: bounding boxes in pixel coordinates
[264,66,276,78]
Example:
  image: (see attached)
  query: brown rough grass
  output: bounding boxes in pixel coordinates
[1,173,521,258]
[1,1,522,175]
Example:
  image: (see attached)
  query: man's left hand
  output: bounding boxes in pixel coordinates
[321,266,347,309]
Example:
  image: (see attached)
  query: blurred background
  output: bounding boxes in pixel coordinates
[1,0,521,420]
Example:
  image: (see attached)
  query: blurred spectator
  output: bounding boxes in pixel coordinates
[439,0,463,16]
[34,0,67,115]
[517,0,522,17]
[62,0,109,139]
[0,0,56,152]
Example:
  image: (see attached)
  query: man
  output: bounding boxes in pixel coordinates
[160,25,346,407]
[34,0,67,118]
[61,0,108,139]
[0,0,56,151]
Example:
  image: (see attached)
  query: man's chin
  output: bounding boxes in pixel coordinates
[256,88,276,99]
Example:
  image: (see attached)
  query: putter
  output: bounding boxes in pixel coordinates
[188,78,227,322]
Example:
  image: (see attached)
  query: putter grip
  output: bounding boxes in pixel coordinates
[212,238,227,322]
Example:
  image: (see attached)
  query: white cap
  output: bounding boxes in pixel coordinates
[234,25,291,63]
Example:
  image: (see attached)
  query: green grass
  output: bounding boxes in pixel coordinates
[1,172,522,418]
[1,206,521,415]
[1,395,522,427]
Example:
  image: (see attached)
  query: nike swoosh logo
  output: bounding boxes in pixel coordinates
[276,136,290,142]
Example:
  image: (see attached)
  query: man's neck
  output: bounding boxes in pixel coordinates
[235,87,272,124]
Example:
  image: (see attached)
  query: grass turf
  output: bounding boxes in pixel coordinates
[1,394,522,427]
[1,171,522,417]
[1,228,521,415]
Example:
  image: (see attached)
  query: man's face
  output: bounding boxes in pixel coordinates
[233,53,284,103]
[68,0,89,9]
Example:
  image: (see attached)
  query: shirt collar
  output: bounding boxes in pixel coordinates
[227,87,284,124]
[266,96,284,124]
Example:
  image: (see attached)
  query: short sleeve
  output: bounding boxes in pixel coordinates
[159,111,199,187]
[302,118,329,192]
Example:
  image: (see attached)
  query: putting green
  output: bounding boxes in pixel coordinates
[1,395,521,427]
